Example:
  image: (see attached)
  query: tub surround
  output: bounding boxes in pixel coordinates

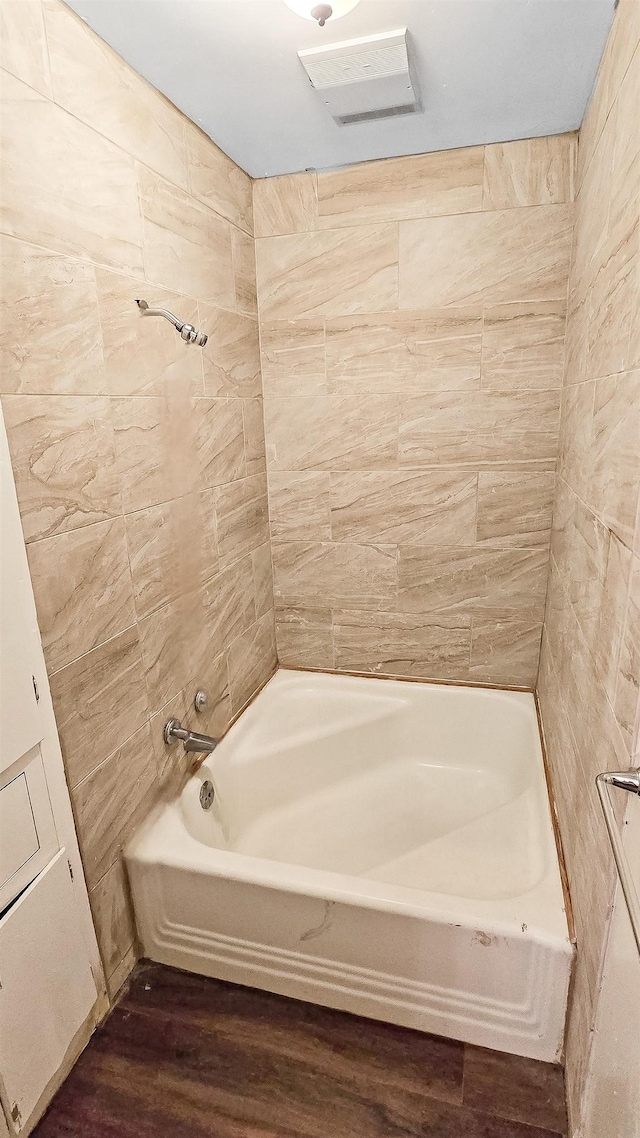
[0,0,276,1000]
[536,0,640,1130]
[254,138,575,687]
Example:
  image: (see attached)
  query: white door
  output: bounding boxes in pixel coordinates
[0,398,58,910]
[0,852,98,1132]
[0,404,105,1134]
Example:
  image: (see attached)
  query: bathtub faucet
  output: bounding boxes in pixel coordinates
[163,718,219,754]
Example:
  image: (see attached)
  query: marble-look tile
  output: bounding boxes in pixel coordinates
[537,638,581,865]
[481,302,566,390]
[2,394,121,542]
[125,501,184,621]
[27,517,136,673]
[607,44,640,255]
[577,1,639,194]
[96,270,202,398]
[563,956,599,1130]
[138,599,187,713]
[483,136,574,209]
[469,619,543,686]
[206,554,256,647]
[325,310,483,394]
[1,70,143,274]
[199,305,261,397]
[44,0,188,189]
[563,284,590,388]
[149,686,193,795]
[227,611,277,714]
[399,206,573,309]
[89,859,138,985]
[590,369,640,548]
[185,121,252,234]
[615,554,640,742]
[242,397,267,476]
[113,397,172,513]
[398,546,549,620]
[626,243,640,375]
[0,236,105,396]
[253,172,317,238]
[275,606,334,669]
[268,471,331,540]
[196,398,246,488]
[557,381,595,500]
[256,225,399,319]
[0,0,51,96]
[463,1045,567,1133]
[259,319,326,396]
[573,116,615,289]
[398,390,560,469]
[105,946,137,1002]
[187,650,233,747]
[137,166,234,307]
[330,471,477,546]
[272,540,397,611]
[71,723,158,890]
[214,474,269,566]
[476,472,555,547]
[264,395,398,470]
[333,610,472,679]
[252,542,274,619]
[50,626,149,788]
[588,232,637,382]
[557,496,609,658]
[231,227,257,316]
[317,147,484,227]
[592,532,633,704]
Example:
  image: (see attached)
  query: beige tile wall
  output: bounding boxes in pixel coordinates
[0,0,276,997]
[536,1,640,1130]
[254,138,575,685]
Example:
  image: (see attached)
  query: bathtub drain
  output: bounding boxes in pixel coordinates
[199,780,215,810]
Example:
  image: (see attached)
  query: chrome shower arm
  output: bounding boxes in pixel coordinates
[134,298,208,346]
[137,300,184,330]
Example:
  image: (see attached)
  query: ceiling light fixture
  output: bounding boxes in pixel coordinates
[282,0,361,27]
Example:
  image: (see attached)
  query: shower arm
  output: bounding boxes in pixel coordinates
[134,298,208,346]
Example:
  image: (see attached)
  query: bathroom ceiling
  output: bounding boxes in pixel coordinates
[65,0,614,178]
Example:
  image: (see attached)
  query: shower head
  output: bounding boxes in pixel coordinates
[134,298,208,347]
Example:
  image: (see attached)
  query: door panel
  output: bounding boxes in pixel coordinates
[0,429,44,775]
[0,851,97,1132]
[0,776,37,890]
[0,745,59,913]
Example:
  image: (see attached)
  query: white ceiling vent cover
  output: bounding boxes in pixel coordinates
[298,29,418,125]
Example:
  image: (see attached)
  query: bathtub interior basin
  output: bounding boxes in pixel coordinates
[127,669,573,1062]
[184,673,547,902]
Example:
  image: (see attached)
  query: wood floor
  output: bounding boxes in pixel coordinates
[34,963,568,1137]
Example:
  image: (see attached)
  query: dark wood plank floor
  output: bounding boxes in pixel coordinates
[34,963,568,1137]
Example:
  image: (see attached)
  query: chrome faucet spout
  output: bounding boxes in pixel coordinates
[163,718,218,754]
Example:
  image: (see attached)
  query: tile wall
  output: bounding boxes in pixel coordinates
[254,139,575,685]
[536,0,640,1129]
[0,0,276,997]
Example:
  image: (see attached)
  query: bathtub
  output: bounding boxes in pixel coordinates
[126,669,573,1062]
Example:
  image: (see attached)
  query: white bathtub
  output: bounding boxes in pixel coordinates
[126,669,573,1061]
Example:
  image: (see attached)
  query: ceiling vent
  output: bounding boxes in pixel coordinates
[298,29,419,126]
